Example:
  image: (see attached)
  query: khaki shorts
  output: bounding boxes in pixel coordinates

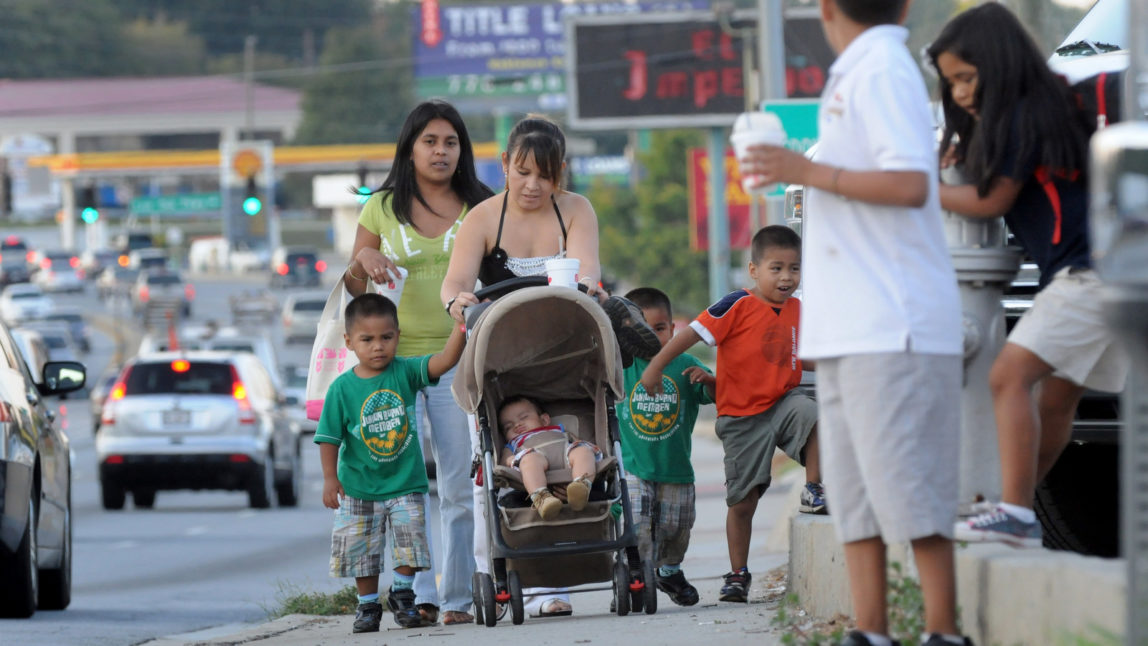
[1009,267,1128,393]
[714,390,817,506]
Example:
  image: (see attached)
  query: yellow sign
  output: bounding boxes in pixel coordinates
[232,149,263,178]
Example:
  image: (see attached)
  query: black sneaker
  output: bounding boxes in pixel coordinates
[922,635,974,646]
[386,587,422,629]
[352,601,383,633]
[718,569,751,602]
[603,296,662,364]
[655,569,700,606]
[839,631,904,646]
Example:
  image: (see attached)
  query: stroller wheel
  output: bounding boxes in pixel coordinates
[472,571,485,625]
[508,570,525,625]
[612,556,631,616]
[481,573,498,627]
[642,560,658,615]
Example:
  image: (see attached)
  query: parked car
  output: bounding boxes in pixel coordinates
[95,351,302,509]
[32,251,85,293]
[270,246,326,288]
[0,284,54,325]
[281,291,327,343]
[132,270,194,318]
[37,307,91,353]
[96,267,139,299]
[0,319,86,618]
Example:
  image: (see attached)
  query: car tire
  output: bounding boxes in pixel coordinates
[0,489,38,618]
[39,481,72,611]
[248,457,273,509]
[133,489,156,509]
[1035,442,1120,558]
[275,445,301,508]
[100,478,126,511]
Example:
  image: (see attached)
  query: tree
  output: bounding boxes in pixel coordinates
[0,0,130,78]
[593,130,714,314]
[118,17,207,76]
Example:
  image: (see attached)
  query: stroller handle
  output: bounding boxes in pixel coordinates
[471,275,589,303]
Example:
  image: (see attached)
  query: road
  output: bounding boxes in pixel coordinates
[1,228,795,645]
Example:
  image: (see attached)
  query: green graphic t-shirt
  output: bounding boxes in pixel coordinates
[617,354,715,484]
[313,355,436,501]
[358,193,466,356]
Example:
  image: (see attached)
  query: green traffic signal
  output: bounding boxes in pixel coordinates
[242,196,263,216]
[357,186,370,205]
[81,207,99,223]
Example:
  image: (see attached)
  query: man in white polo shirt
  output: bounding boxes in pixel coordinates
[735,1,970,645]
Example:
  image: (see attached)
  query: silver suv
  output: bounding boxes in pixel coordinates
[95,351,302,510]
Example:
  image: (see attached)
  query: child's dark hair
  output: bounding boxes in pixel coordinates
[368,100,494,225]
[506,115,566,187]
[498,394,544,419]
[927,3,1088,197]
[751,225,801,263]
[625,287,672,319]
[833,0,908,26]
[344,293,398,333]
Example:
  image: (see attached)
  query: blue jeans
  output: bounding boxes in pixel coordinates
[412,366,475,613]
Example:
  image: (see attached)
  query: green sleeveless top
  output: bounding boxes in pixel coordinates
[358,193,466,356]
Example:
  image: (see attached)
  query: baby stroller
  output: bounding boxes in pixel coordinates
[453,278,656,626]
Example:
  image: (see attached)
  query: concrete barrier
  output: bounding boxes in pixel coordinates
[789,515,1125,644]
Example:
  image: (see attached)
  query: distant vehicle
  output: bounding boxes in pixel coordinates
[114,231,155,253]
[229,289,279,326]
[33,251,85,293]
[96,267,139,299]
[38,308,91,353]
[89,367,120,434]
[270,246,325,288]
[138,326,283,391]
[281,291,326,343]
[187,236,228,274]
[0,256,31,288]
[96,351,302,509]
[80,249,122,280]
[229,242,271,273]
[21,322,81,364]
[280,364,316,434]
[0,283,54,325]
[132,270,193,318]
[0,317,86,618]
[0,235,33,269]
[127,248,169,273]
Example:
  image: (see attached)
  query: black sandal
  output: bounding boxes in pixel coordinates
[415,603,439,626]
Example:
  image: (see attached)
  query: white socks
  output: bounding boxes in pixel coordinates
[862,633,893,646]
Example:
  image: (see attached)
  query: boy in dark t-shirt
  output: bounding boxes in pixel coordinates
[315,293,464,633]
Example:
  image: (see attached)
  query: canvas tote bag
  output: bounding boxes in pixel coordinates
[304,277,359,421]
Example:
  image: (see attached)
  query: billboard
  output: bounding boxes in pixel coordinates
[687,147,753,252]
[566,9,834,129]
[412,1,703,114]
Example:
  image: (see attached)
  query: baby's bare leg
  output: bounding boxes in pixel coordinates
[568,445,597,481]
[519,451,550,493]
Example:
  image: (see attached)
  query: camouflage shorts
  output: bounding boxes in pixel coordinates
[329,493,431,578]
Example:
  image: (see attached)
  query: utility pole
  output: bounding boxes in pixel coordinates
[244,35,257,141]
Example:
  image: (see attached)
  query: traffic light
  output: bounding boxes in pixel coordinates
[79,185,99,223]
[356,164,370,204]
[242,176,263,216]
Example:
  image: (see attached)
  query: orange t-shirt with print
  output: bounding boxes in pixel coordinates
[688,290,802,417]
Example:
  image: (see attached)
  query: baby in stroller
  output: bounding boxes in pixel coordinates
[498,395,602,520]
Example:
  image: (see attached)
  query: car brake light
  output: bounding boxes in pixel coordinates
[104,455,125,465]
[276,263,288,275]
[295,257,307,264]
[77,269,86,279]
[315,260,327,272]
[40,258,51,270]
[26,251,35,263]
[69,256,79,268]
[229,454,252,463]
[110,383,126,400]
[171,359,190,373]
[0,402,11,422]
[139,286,149,302]
[118,255,129,267]
[230,365,256,425]
[184,284,195,300]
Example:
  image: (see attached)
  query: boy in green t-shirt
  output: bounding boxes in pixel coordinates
[617,287,715,607]
[314,293,465,634]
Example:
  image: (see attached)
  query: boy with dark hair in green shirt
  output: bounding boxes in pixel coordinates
[617,287,715,606]
[315,293,465,633]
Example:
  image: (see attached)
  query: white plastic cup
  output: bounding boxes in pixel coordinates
[545,258,580,289]
[375,266,409,307]
[730,111,788,194]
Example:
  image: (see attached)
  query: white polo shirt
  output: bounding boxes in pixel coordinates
[799,25,961,360]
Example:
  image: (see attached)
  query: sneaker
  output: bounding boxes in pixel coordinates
[655,569,700,606]
[718,569,751,603]
[566,475,591,512]
[352,601,383,633]
[922,634,975,646]
[838,630,902,646]
[799,481,827,514]
[387,587,422,628]
[603,296,662,364]
[531,488,562,520]
[954,505,1042,548]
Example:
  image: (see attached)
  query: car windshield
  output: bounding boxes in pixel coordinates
[41,334,68,349]
[293,300,325,312]
[1,239,27,251]
[48,256,74,267]
[211,342,256,353]
[124,362,233,395]
[288,253,317,265]
[146,274,181,286]
[11,292,41,300]
[46,313,82,324]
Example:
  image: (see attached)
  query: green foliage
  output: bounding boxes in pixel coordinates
[118,18,207,76]
[594,129,717,315]
[771,593,847,646]
[887,561,925,646]
[1055,626,1123,646]
[0,0,129,78]
[269,583,359,618]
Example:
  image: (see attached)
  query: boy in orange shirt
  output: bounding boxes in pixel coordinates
[640,225,823,603]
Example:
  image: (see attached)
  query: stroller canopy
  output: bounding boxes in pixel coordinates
[453,286,625,413]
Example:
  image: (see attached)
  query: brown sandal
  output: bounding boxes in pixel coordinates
[416,603,438,626]
[443,610,474,625]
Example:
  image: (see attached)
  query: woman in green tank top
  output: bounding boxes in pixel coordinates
[344,101,492,626]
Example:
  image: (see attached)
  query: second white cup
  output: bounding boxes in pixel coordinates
[730,111,788,193]
[545,257,580,290]
[375,266,409,307]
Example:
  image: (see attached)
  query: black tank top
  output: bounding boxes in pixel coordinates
[477,192,568,286]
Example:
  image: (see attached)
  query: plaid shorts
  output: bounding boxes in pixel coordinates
[626,475,696,568]
[329,493,431,578]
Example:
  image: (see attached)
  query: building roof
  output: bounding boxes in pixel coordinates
[0,76,300,119]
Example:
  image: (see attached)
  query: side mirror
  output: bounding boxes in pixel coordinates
[40,361,86,395]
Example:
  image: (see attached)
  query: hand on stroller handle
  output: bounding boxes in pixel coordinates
[446,276,594,323]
